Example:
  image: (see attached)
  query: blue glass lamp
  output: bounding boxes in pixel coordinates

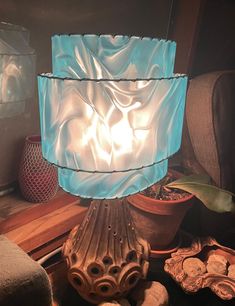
[38,34,187,303]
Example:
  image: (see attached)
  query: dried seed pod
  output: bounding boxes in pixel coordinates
[98,302,119,306]
[206,254,228,275]
[130,280,169,306]
[98,299,130,306]
[228,264,235,279]
[207,261,227,275]
[183,257,206,277]
[207,254,227,266]
[117,299,131,306]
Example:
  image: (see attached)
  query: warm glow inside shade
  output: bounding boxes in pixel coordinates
[38,34,187,199]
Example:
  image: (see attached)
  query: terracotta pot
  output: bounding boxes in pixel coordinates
[127,170,194,251]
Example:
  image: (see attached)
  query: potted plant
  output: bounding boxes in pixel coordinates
[127,169,235,256]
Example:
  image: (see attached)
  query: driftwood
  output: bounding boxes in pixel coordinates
[164,236,235,300]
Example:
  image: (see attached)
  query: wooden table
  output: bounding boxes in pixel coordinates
[0,188,88,259]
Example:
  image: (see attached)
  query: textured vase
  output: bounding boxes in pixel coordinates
[19,135,58,202]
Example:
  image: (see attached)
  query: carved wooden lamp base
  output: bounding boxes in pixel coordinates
[63,198,150,304]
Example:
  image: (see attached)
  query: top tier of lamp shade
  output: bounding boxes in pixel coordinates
[0,22,35,118]
[51,34,176,79]
[38,34,187,199]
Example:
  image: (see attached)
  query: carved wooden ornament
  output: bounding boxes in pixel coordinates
[63,199,149,304]
[164,237,235,300]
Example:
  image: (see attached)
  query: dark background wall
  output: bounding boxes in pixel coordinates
[0,0,173,187]
[0,0,173,74]
[192,0,235,77]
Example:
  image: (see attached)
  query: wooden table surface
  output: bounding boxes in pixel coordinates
[0,189,88,259]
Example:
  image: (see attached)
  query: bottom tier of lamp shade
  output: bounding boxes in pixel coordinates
[58,159,168,199]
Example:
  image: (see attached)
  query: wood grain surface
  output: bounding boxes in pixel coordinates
[0,189,88,259]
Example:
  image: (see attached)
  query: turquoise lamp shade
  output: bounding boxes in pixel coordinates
[38,35,187,199]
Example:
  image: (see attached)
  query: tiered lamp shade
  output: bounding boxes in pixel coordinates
[38,34,187,199]
[0,22,35,118]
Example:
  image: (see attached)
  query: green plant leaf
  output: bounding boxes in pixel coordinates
[170,174,211,185]
[166,175,235,213]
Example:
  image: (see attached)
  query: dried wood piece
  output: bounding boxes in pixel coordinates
[183,258,206,277]
[130,280,169,306]
[164,237,235,300]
